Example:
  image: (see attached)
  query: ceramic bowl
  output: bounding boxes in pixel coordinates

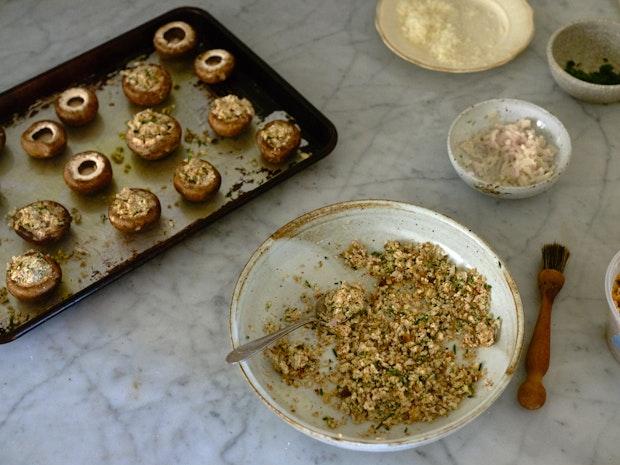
[375,0,534,73]
[229,200,524,451]
[447,98,572,199]
[547,20,620,104]
[604,250,620,363]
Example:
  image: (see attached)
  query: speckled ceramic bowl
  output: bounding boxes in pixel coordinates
[229,200,523,451]
[547,20,620,103]
[447,98,572,199]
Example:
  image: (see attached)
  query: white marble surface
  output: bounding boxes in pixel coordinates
[1,0,619,463]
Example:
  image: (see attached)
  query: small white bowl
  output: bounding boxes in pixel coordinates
[604,250,620,363]
[447,98,572,199]
[547,20,620,104]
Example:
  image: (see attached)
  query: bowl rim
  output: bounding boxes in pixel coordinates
[374,0,535,73]
[546,18,620,91]
[447,98,572,195]
[604,249,620,321]
[228,199,524,451]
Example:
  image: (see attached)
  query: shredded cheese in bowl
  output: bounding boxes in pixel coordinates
[456,118,558,187]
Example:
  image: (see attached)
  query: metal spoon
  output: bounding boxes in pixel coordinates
[226,298,326,364]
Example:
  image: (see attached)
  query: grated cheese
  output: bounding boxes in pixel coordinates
[396,0,503,67]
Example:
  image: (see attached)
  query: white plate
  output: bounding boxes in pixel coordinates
[375,0,534,73]
[229,200,524,451]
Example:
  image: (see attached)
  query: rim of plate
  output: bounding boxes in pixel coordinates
[229,200,524,450]
[374,0,535,73]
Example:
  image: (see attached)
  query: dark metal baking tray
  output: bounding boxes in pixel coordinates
[0,6,337,343]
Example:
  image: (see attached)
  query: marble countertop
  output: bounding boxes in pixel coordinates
[1,0,619,464]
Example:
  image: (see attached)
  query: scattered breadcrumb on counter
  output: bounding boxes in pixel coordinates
[265,240,499,431]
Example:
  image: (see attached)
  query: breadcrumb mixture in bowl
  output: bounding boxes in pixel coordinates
[265,240,498,431]
[229,200,523,451]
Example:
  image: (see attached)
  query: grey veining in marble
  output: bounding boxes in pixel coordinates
[1,0,620,464]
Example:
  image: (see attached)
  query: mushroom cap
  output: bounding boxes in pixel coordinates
[208,112,252,138]
[153,21,197,58]
[6,251,62,301]
[55,87,99,126]
[64,151,113,194]
[256,120,301,164]
[122,64,172,106]
[10,200,72,245]
[207,95,254,138]
[20,120,67,159]
[173,158,222,202]
[125,109,182,160]
[194,49,235,84]
[108,188,161,233]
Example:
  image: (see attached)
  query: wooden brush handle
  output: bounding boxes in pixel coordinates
[517,270,564,410]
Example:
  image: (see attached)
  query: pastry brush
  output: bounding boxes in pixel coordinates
[517,243,570,410]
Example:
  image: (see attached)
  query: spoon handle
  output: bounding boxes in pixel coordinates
[226,316,316,363]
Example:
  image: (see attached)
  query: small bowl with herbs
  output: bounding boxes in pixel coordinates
[547,20,620,104]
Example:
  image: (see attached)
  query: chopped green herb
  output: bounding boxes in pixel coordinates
[565,59,620,85]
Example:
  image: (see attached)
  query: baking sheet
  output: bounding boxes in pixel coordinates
[0,7,337,342]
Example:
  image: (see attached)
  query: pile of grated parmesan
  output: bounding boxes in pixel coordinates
[396,0,501,67]
[397,0,460,64]
[457,118,558,187]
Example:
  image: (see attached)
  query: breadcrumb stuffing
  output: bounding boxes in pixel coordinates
[259,121,296,148]
[211,95,254,123]
[9,202,68,241]
[177,158,217,186]
[265,240,498,430]
[127,109,176,145]
[124,64,165,91]
[110,188,154,219]
[7,251,52,286]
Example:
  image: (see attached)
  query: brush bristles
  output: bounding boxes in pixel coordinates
[542,243,570,272]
